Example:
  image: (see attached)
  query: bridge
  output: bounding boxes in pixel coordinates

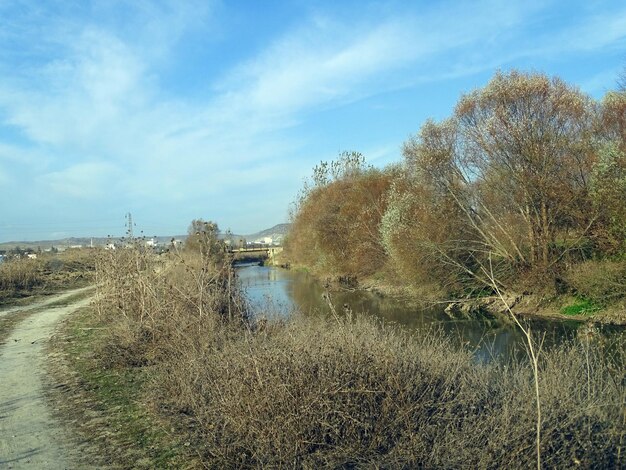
[228,246,283,265]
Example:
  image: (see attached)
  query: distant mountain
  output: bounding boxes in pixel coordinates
[246,223,290,240]
[221,224,290,244]
[0,237,108,251]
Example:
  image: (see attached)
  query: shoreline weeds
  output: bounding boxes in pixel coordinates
[290,266,626,326]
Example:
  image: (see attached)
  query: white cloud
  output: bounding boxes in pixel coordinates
[208,0,548,124]
[38,161,124,199]
[1,0,625,240]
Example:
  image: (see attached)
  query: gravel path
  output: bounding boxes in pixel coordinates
[0,293,92,469]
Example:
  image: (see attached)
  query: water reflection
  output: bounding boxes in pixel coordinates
[237,264,585,362]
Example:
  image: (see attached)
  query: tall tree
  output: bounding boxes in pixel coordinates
[454,70,597,269]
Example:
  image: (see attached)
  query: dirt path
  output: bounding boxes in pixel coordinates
[0,286,94,319]
[0,292,93,469]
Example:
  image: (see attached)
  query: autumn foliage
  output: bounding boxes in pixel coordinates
[287,70,626,303]
[285,152,395,280]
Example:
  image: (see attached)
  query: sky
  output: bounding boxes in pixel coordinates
[1,0,625,242]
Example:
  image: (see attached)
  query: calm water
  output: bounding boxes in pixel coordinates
[236,263,600,362]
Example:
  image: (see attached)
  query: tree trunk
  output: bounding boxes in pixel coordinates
[541,200,550,269]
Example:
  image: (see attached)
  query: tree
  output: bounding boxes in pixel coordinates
[454,70,597,270]
[185,219,223,260]
[291,151,369,219]
[388,120,484,294]
[286,153,391,278]
[591,143,626,253]
[600,90,626,149]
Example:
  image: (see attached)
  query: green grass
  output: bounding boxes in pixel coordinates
[59,307,187,468]
[560,298,602,316]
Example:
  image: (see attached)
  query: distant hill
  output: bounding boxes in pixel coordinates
[0,237,108,251]
[0,235,187,251]
[245,223,290,242]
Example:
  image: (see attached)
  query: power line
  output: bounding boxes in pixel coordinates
[126,212,134,238]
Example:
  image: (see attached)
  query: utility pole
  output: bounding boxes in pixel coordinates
[126,212,134,239]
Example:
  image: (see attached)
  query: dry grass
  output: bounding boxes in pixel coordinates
[93,244,246,368]
[0,249,95,302]
[88,245,625,468]
[0,258,43,295]
[153,316,624,468]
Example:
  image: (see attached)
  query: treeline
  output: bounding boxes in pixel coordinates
[286,70,626,309]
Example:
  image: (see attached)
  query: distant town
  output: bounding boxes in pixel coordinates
[0,223,290,262]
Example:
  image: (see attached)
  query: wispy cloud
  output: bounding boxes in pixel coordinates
[565,8,626,52]
[0,0,624,240]
[216,1,539,117]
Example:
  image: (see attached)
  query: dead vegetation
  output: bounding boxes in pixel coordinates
[79,238,626,468]
[0,249,95,303]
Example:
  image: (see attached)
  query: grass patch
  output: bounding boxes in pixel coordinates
[561,298,602,316]
[49,305,191,469]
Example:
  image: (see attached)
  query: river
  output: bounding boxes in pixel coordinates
[236,263,601,363]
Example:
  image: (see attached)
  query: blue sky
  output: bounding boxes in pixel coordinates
[1,0,625,242]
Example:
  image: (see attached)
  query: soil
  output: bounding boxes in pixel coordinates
[0,289,93,469]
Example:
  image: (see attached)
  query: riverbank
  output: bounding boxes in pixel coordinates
[296,267,626,326]
[52,291,625,468]
[39,247,625,467]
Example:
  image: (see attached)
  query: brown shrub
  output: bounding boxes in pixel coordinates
[153,314,623,468]
[94,244,246,367]
[565,259,626,305]
[93,243,624,468]
[0,249,96,302]
[285,159,394,280]
[0,258,44,295]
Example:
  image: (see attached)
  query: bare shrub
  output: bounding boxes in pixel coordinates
[151,313,624,468]
[94,240,246,368]
[565,259,626,306]
[91,237,624,467]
